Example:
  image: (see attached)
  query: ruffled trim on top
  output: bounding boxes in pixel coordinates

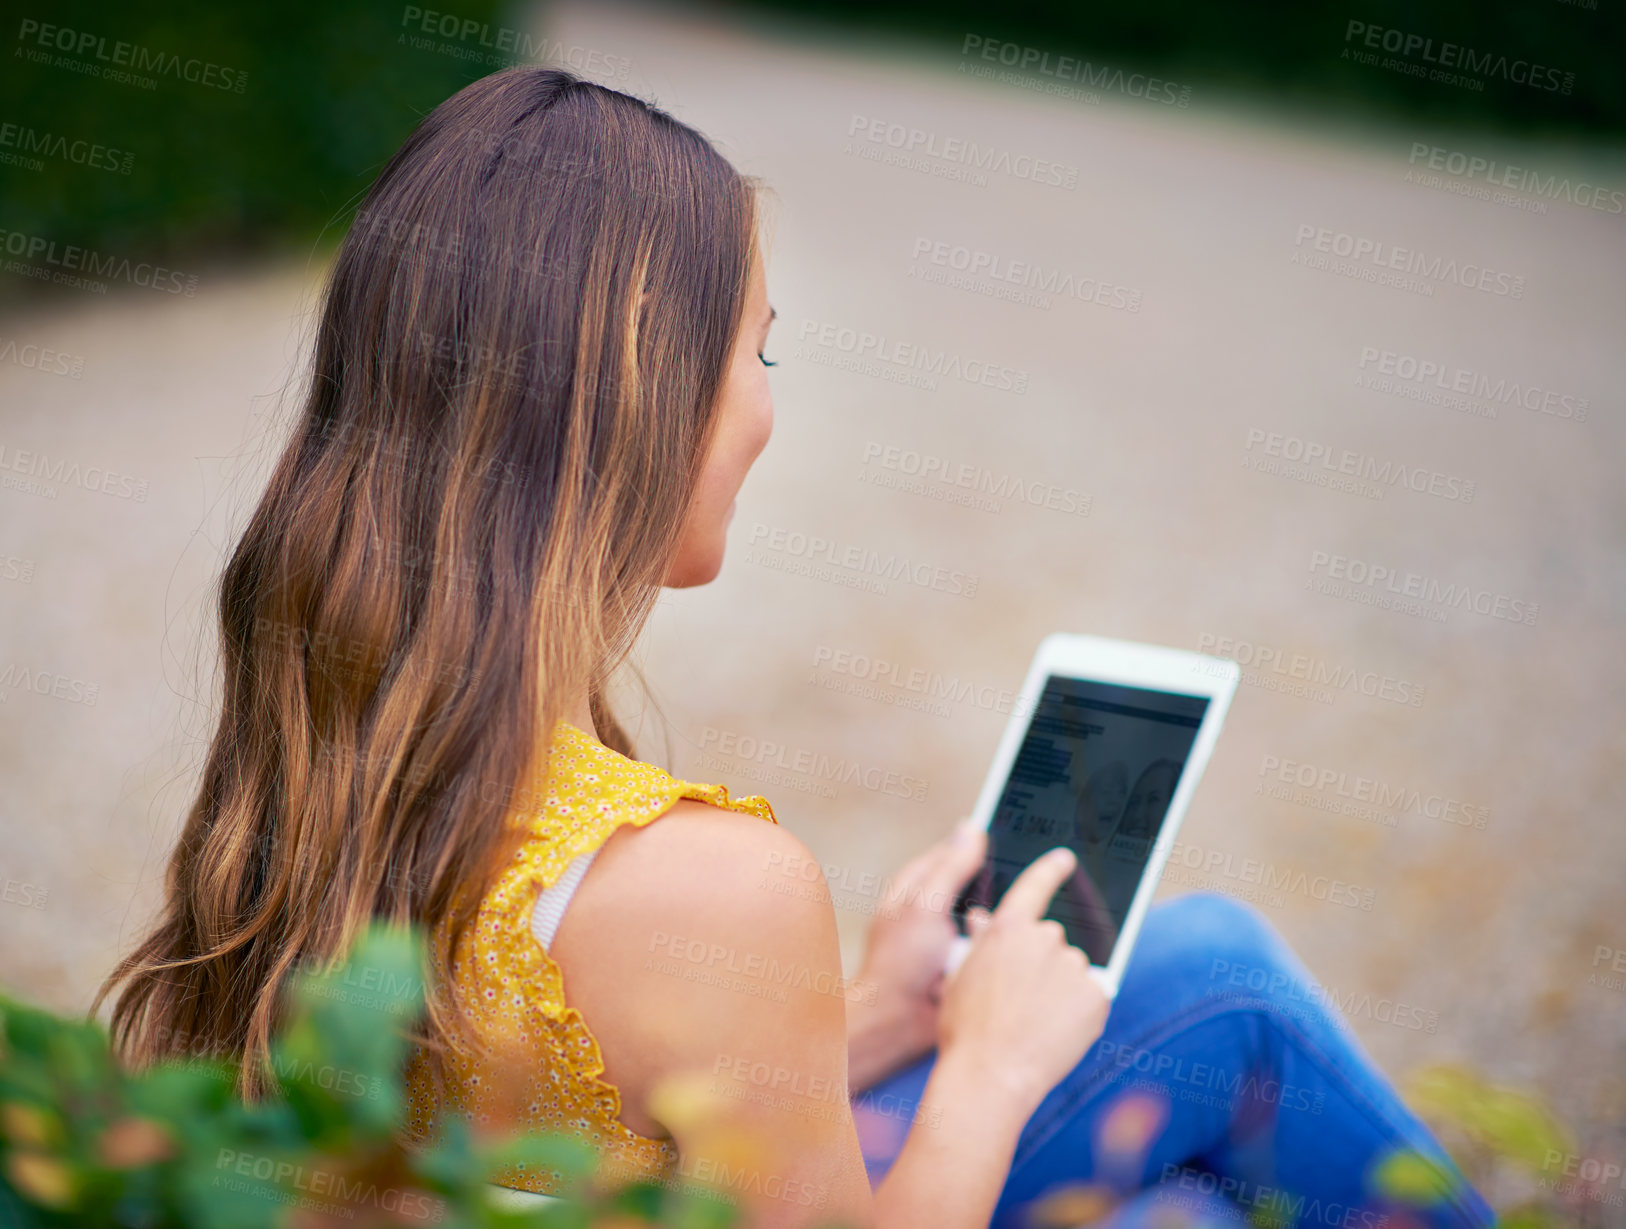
[509,720,779,893]
[419,719,779,1193]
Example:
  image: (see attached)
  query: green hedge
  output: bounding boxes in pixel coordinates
[3,0,1618,304]
[0,0,508,298]
[729,0,1626,143]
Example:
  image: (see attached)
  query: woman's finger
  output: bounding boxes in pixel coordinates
[890,815,978,895]
[994,847,1078,923]
[920,819,987,902]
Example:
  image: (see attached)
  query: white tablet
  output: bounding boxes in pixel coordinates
[948,633,1240,998]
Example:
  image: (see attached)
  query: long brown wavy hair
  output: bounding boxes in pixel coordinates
[94,64,761,1101]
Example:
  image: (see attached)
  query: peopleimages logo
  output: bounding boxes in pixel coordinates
[699,726,928,803]
[14,18,250,92]
[646,932,879,1006]
[1243,429,1476,503]
[1166,841,1377,911]
[1308,551,1537,626]
[1159,1163,1393,1228]
[798,318,1029,393]
[910,236,1142,312]
[959,35,1193,107]
[811,644,1036,719]
[1541,1149,1626,1193]
[1405,144,1624,216]
[665,1153,828,1210]
[745,522,978,599]
[846,114,1079,190]
[0,227,198,296]
[1096,1040,1328,1112]
[1591,947,1626,994]
[1258,754,1489,830]
[396,6,631,78]
[1356,347,1588,422]
[0,338,85,379]
[1342,21,1575,94]
[1209,957,1439,1034]
[1293,224,1525,297]
[0,120,133,174]
[0,442,149,501]
[213,1149,443,1220]
[861,443,1090,516]
[0,878,48,910]
[1195,633,1426,708]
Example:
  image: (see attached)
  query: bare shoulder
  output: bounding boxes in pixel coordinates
[570,797,840,970]
[602,796,825,902]
[548,797,845,1135]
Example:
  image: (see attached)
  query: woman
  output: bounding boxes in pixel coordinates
[97,66,1494,1229]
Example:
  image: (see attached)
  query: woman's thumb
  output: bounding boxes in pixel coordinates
[949,817,986,866]
[965,906,993,939]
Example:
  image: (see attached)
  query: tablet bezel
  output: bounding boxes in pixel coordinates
[961,633,1240,997]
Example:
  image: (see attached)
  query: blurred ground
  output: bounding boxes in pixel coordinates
[1,0,1622,1208]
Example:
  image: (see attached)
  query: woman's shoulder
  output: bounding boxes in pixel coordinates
[544,788,842,1131]
[558,792,839,1004]
[510,720,783,885]
[594,794,813,902]
[505,720,831,953]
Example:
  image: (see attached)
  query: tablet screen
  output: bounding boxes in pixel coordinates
[955,675,1210,965]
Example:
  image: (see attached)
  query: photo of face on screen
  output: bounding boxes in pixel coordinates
[958,677,1210,965]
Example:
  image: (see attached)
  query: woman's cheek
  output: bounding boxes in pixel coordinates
[751,386,774,452]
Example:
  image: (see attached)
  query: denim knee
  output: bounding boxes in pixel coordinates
[1128,890,1296,994]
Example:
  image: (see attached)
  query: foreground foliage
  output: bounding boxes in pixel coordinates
[0,922,1600,1227]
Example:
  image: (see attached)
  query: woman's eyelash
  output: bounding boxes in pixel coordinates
[758,353,777,367]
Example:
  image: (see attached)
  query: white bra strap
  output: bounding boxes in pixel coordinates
[530,847,602,951]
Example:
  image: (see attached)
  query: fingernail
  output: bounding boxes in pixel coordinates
[952,819,979,846]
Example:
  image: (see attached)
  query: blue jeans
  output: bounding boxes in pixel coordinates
[851,892,1494,1229]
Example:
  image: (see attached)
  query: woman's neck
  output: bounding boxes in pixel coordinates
[563,689,600,744]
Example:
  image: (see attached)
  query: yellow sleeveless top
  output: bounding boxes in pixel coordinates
[402,718,780,1193]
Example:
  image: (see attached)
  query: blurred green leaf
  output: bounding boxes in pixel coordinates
[1494,1201,1562,1229]
[1370,1148,1455,1205]
[272,922,423,1143]
[478,1132,599,1188]
[1468,1088,1572,1171]
[0,922,741,1228]
[1406,1063,1574,1172]
[127,1060,239,1125]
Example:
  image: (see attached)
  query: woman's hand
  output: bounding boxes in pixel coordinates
[845,819,989,1088]
[937,847,1111,1115]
